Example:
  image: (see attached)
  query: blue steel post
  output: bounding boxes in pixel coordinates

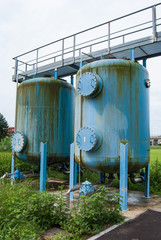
[71,75,74,85]
[54,68,58,79]
[70,142,75,200]
[11,151,15,185]
[130,48,135,61]
[142,57,150,198]
[119,143,128,211]
[143,58,147,67]
[40,142,47,192]
[70,74,77,185]
[144,162,150,198]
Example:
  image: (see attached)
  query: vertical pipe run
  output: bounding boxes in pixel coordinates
[119,143,128,211]
[11,151,15,185]
[78,57,83,186]
[143,58,147,68]
[142,57,150,198]
[130,48,135,61]
[54,68,58,79]
[70,143,75,200]
[71,75,74,85]
[144,163,150,198]
[152,6,157,42]
[40,142,47,192]
[12,58,19,182]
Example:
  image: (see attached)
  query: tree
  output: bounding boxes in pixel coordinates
[0,113,9,142]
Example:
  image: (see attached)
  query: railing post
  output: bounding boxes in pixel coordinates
[152,6,157,42]
[122,35,125,44]
[36,49,39,74]
[62,39,64,66]
[25,63,27,74]
[14,58,18,81]
[108,22,111,54]
[73,35,76,63]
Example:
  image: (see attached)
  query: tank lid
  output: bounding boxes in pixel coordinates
[77,72,99,97]
[11,131,27,153]
[76,127,97,151]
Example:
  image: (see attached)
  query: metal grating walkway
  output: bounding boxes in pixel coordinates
[12,3,161,82]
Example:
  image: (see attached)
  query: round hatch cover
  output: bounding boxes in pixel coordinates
[77,72,99,97]
[11,131,26,152]
[76,127,97,151]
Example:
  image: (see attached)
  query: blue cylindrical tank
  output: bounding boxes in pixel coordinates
[15,77,74,165]
[75,59,150,173]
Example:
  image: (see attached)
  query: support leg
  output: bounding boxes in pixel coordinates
[99,172,105,184]
[40,142,47,192]
[144,163,150,198]
[119,143,128,211]
[11,151,15,185]
[70,142,75,200]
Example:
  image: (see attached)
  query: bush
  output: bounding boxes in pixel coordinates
[150,158,161,193]
[60,186,124,239]
[0,183,67,240]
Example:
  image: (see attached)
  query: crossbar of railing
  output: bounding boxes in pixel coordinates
[21,23,155,67]
[17,19,155,68]
[13,3,161,59]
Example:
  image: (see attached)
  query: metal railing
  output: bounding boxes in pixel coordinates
[13,3,161,79]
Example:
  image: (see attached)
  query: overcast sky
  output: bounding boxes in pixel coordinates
[0,0,161,136]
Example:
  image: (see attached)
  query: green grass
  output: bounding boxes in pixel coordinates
[150,146,161,162]
[0,146,160,194]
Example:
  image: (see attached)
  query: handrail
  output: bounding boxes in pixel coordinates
[13,3,161,59]
[13,3,161,79]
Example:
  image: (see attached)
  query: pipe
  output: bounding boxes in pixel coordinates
[130,173,144,184]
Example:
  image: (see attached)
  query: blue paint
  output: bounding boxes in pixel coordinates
[119,143,128,211]
[14,168,23,180]
[143,58,147,68]
[15,77,74,165]
[74,161,77,186]
[71,75,74,85]
[75,59,150,174]
[79,180,94,196]
[54,69,58,79]
[130,48,135,60]
[144,162,150,198]
[36,84,39,98]
[70,142,75,200]
[11,152,15,185]
[40,142,47,192]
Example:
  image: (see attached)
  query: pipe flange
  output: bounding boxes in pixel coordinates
[11,131,27,153]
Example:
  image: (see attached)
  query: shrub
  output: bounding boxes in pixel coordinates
[0,183,67,240]
[60,186,124,239]
[150,158,161,193]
